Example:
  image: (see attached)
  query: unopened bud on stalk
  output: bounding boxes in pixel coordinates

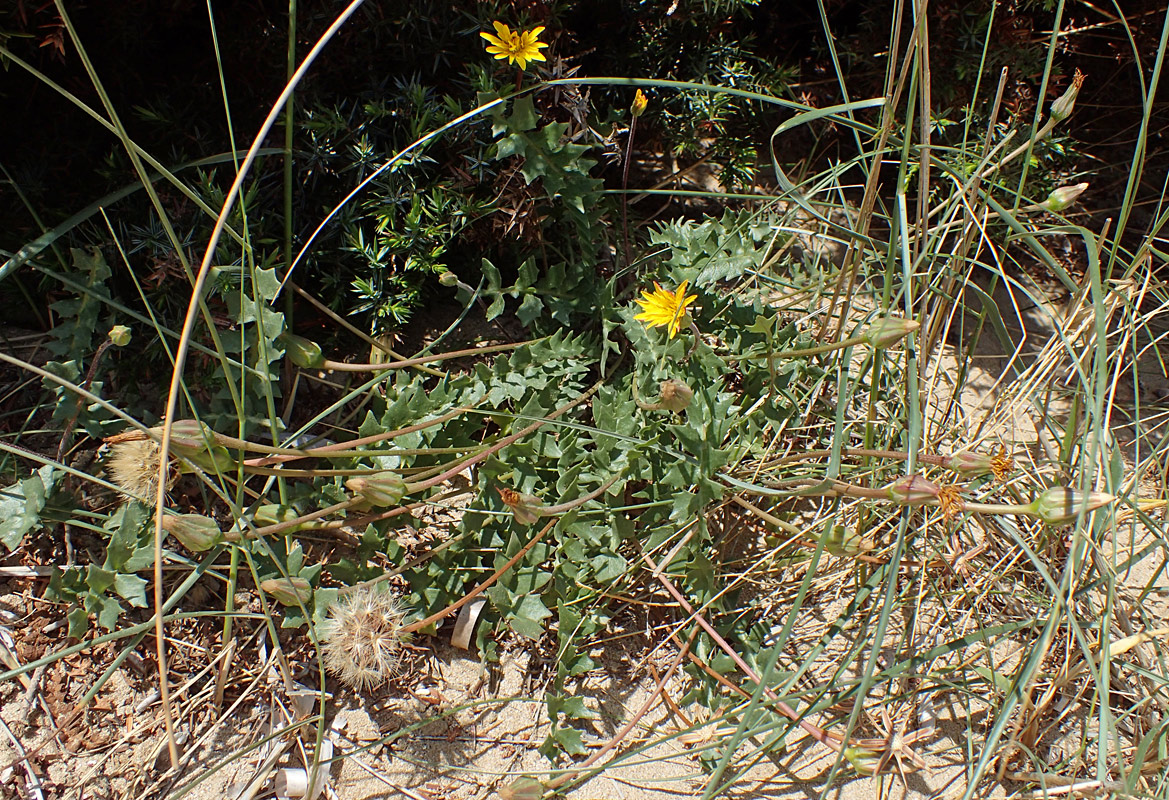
[631,89,649,118]
[1051,69,1085,122]
[498,777,545,800]
[824,525,871,556]
[941,450,996,477]
[658,379,693,412]
[161,513,223,552]
[886,474,942,506]
[108,325,132,347]
[862,317,919,349]
[279,332,326,369]
[260,576,313,607]
[346,473,407,507]
[1038,182,1088,213]
[438,270,460,287]
[843,745,880,775]
[1030,486,1115,525]
[254,504,303,529]
[498,487,544,525]
[161,420,237,473]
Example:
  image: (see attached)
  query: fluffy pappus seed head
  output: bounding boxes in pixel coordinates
[104,432,173,504]
[319,587,412,691]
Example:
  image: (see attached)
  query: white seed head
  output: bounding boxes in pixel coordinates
[106,435,170,503]
[319,587,411,691]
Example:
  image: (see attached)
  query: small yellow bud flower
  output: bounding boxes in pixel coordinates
[631,89,649,117]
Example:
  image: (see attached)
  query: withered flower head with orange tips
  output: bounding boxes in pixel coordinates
[936,484,965,521]
[989,446,1015,483]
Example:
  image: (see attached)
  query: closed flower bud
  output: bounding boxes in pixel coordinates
[1051,69,1085,121]
[278,332,326,369]
[1031,486,1115,525]
[498,777,545,800]
[108,325,132,347]
[438,270,460,287]
[498,487,544,525]
[862,317,919,349]
[1038,182,1088,213]
[346,473,407,507]
[161,420,237,473]
[941,450,996,477]
[658,379,693,412]
[254,504,303,529]
[631,89,648,118]
[823,525,871,556]
[161,513,223,552]
[886,474,942,506]
[260,576,313,606]
[843,745,880,776]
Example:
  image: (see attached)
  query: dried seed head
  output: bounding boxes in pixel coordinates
[658,379,694,413]
[498,487,544,525]
[105,434,174,504]
[989,446,1015,483]
[319,587,411,691]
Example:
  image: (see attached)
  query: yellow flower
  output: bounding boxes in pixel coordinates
[481,21,548,71]
[631,89,648,117]
[634,280,698,339]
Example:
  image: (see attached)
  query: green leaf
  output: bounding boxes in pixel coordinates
[509,593,552,640]
[113,573,148,608]
[0,465,58,550]
[67,606,89,640]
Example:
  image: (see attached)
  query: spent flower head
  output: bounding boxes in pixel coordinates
[1051,69,1085,121]
[319,587,411,691]
[634,280,698,339]
[481,21,548,71]
[105,431,174,503]
[989,446,1015,483]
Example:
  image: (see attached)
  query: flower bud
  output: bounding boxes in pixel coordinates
[438,270,460,287]
[1031,486,1115,525]
[843,745,880,776]
[346,472,407,507]
[941,450,996,477]
[1051,69,1085,122]
[823,525,871,556]
[279,333,326,369]
[862,317,919,349]
[631,89,648,118]
[108,325,132,347]
[886,474,941,506]
[1038,182,1088,213]
[161,420,237,473]
[260,576,313,607]
[254,504,303,529]
[498,777,544,800]
[658,379,693,412]
[161,513,223,552]
[498,487,544,525]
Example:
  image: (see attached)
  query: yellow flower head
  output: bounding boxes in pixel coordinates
[634,280,698,339]
[631,89,648,117]
[481,21,548,71]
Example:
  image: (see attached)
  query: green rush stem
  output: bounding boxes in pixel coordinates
[317,338,538,373]
[621,114,638,267]
[752,335,868,359]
